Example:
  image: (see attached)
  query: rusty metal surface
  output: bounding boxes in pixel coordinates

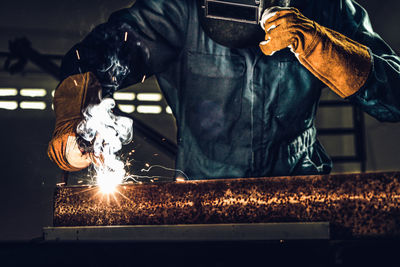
[53,172,400,238]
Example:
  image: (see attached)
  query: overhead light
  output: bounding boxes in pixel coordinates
[137,93,162,102]
[20,101,47,110]
[166,106,173,114]
[0,101,18,110]
[114,92,135,101]
[118,104,135,113]
[20,88,47,97]
[0,88,18,97]
[137,105,162,114]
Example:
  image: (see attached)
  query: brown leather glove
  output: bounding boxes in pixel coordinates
[47,72,101,171]
[259,7,372,98]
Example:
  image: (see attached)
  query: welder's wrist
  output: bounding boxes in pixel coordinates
[296,24,372,98]
[65,135,92,170]
[298,22,320,58]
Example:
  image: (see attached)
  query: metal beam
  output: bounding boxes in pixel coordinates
[43,222,330,242]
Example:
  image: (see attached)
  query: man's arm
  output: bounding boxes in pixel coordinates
[61,0,189,96]
[259,0,400,123]
[48,0,189,171]
[338,0,400,122]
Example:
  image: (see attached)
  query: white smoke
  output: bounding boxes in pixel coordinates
[77,98,133,193]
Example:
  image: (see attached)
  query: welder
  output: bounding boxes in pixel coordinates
[48,0,400,180]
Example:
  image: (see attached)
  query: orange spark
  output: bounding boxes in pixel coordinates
[75,50,81,60]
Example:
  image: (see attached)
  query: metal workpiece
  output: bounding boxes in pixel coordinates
[53,172,400,238]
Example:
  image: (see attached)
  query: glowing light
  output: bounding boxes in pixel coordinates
[20,88,47,97]
[0,101,18,110]
[137,93,162,102]
[141,75,146,83]
[97,172,120,194]
[176,177,186,182]
[0,88,18,96]
[74,80,78,86]
[114,92,135,101]
[51,90,55,97]
[76,49,81,60]
[20,101,46,110]
[118,104,135,113]
[166,106,172,114]
[124,31,128,42]
[137,105,162,114]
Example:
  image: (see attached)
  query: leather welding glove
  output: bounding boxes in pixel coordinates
[259,7,372,98]
[47,72,101,171]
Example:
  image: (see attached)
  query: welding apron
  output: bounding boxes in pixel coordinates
[157,0,332,180]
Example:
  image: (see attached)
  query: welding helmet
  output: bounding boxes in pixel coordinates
[197,0,294,48]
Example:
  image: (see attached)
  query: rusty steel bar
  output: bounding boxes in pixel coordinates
[53,172,400,238]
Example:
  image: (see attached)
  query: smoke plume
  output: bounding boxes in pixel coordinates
[77,98,133,192]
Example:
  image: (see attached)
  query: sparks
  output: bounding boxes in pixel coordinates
[124,31,128,42]
[140,165,189,181]
[141,75,146,83]
[75,49,81,60]
[73,79,78,86]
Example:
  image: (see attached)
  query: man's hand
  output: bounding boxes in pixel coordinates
[259,7,315,56]
[48,72,102,172]
[259,6,371,98]
[65,135,92,169]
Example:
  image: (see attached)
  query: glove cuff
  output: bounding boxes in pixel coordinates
[298,23,372,98]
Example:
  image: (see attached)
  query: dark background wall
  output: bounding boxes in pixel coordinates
[0,0,399,241]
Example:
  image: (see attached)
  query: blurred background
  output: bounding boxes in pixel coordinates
[0,0,399,240]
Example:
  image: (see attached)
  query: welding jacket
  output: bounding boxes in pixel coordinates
[60,0,400,180]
